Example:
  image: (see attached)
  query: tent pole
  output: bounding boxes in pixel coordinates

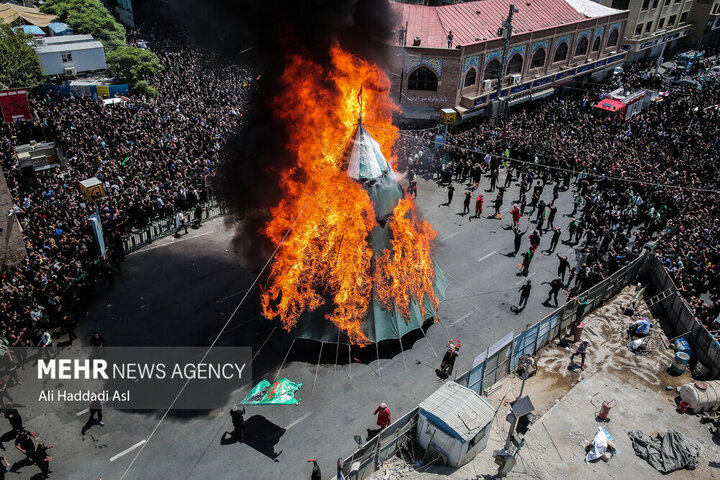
[274,337,295,384]
[436,316,453,342]
[399,338,407,370]
[419,324,439,359]
[332,331,340,412]
[348,344,352,381]
[249,326,276,365]
[312,342,324,392]
[375,341,381,380]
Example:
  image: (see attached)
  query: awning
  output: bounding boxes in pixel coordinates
[12,25,45,36]
[456,105,484,119]
[508,94,531,107]
[0,4,57,27]
[532,88,555,100]
[594,98,625,112]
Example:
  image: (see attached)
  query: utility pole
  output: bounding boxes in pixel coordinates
[490,4,519,126]
[397,21,408,106]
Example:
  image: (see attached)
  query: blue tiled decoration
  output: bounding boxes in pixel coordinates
[463,55,480,72]
[408,56,443,77]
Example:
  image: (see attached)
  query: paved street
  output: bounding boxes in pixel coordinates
[15,171,588,479]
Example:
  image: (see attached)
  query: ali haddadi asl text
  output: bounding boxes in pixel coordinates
[38,389,129,402]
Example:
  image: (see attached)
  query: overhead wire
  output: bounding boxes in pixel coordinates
[119,194,313,480]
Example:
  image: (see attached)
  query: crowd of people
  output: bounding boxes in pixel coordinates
[0,16,719,472]
[399,49,720,332]
[0,23,253,475]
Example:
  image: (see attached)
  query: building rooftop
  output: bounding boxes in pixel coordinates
[391,0,623,49]
[41,34,95,45]
[418,381,496,442]
[35,41,105,54]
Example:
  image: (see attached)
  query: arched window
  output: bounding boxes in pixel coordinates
[484,59,502,80]
[592,36,601,52]
[553,42,568,62]
[530,48,546,68]
[464,67,477,87]
[506,53,523,75]
[575,37,589,56]
[607,29,619,47]
[407,66,438,91]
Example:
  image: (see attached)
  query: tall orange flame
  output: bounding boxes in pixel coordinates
[374,197,439,321]
[260,44,438,345]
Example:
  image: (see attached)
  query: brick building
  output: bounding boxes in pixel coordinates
[389,0,629,120]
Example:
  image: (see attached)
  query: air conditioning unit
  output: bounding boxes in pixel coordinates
[483,79,493,90]
[511,74,522,85]
[64,67,77,76]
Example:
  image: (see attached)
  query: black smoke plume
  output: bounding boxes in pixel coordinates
[176,0,397,263]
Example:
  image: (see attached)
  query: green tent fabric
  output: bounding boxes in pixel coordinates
[238,378,302,405]
[289,123,448,344]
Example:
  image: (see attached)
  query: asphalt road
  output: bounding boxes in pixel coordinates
[8,170,586,479]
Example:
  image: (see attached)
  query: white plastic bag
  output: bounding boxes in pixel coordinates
[586,427,608,462]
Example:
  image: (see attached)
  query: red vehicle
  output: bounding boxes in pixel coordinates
[593,89,646,122]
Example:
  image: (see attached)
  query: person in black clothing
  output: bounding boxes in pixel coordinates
[36,443,53,476]
[90,333,104,347]
[517,280,532,310]
[528,230,541,251]
[547,227,562,253]
[14,430,49,476]
[62,315,77,348]
[194,204,203,228]
[489,170,497,191]
[557,254,570,282]
[0,457,10,480]
[512,224,528,255]
[4,408,23,434]
[224,406,245,443]
[308,459,322,480]
[535,199,546,224]
[493,194,502,218]
[546,202,557,229]
[521,249,533,276]
[447,184,455,205]
[545,277,564,307]
[565,266,577,289]
[462,191,471,215]
[89,399,103,426]
[567,218,578,242]
[0,381,13,408]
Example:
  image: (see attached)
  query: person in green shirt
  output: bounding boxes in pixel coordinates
[574,296,589,326]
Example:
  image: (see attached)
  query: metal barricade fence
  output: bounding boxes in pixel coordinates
[646,256,720,379]
[340,409,418,480]
[459,252,646,395]
[121,201,228,254]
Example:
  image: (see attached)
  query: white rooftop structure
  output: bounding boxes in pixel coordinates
[565,0,624,17]
[419,381,496,442]
[417,381,496,467]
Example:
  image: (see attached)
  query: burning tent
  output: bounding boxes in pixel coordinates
[286,123,448,344]
[258,47,446,347]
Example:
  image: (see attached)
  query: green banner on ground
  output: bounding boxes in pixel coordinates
[238,378,302,405]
